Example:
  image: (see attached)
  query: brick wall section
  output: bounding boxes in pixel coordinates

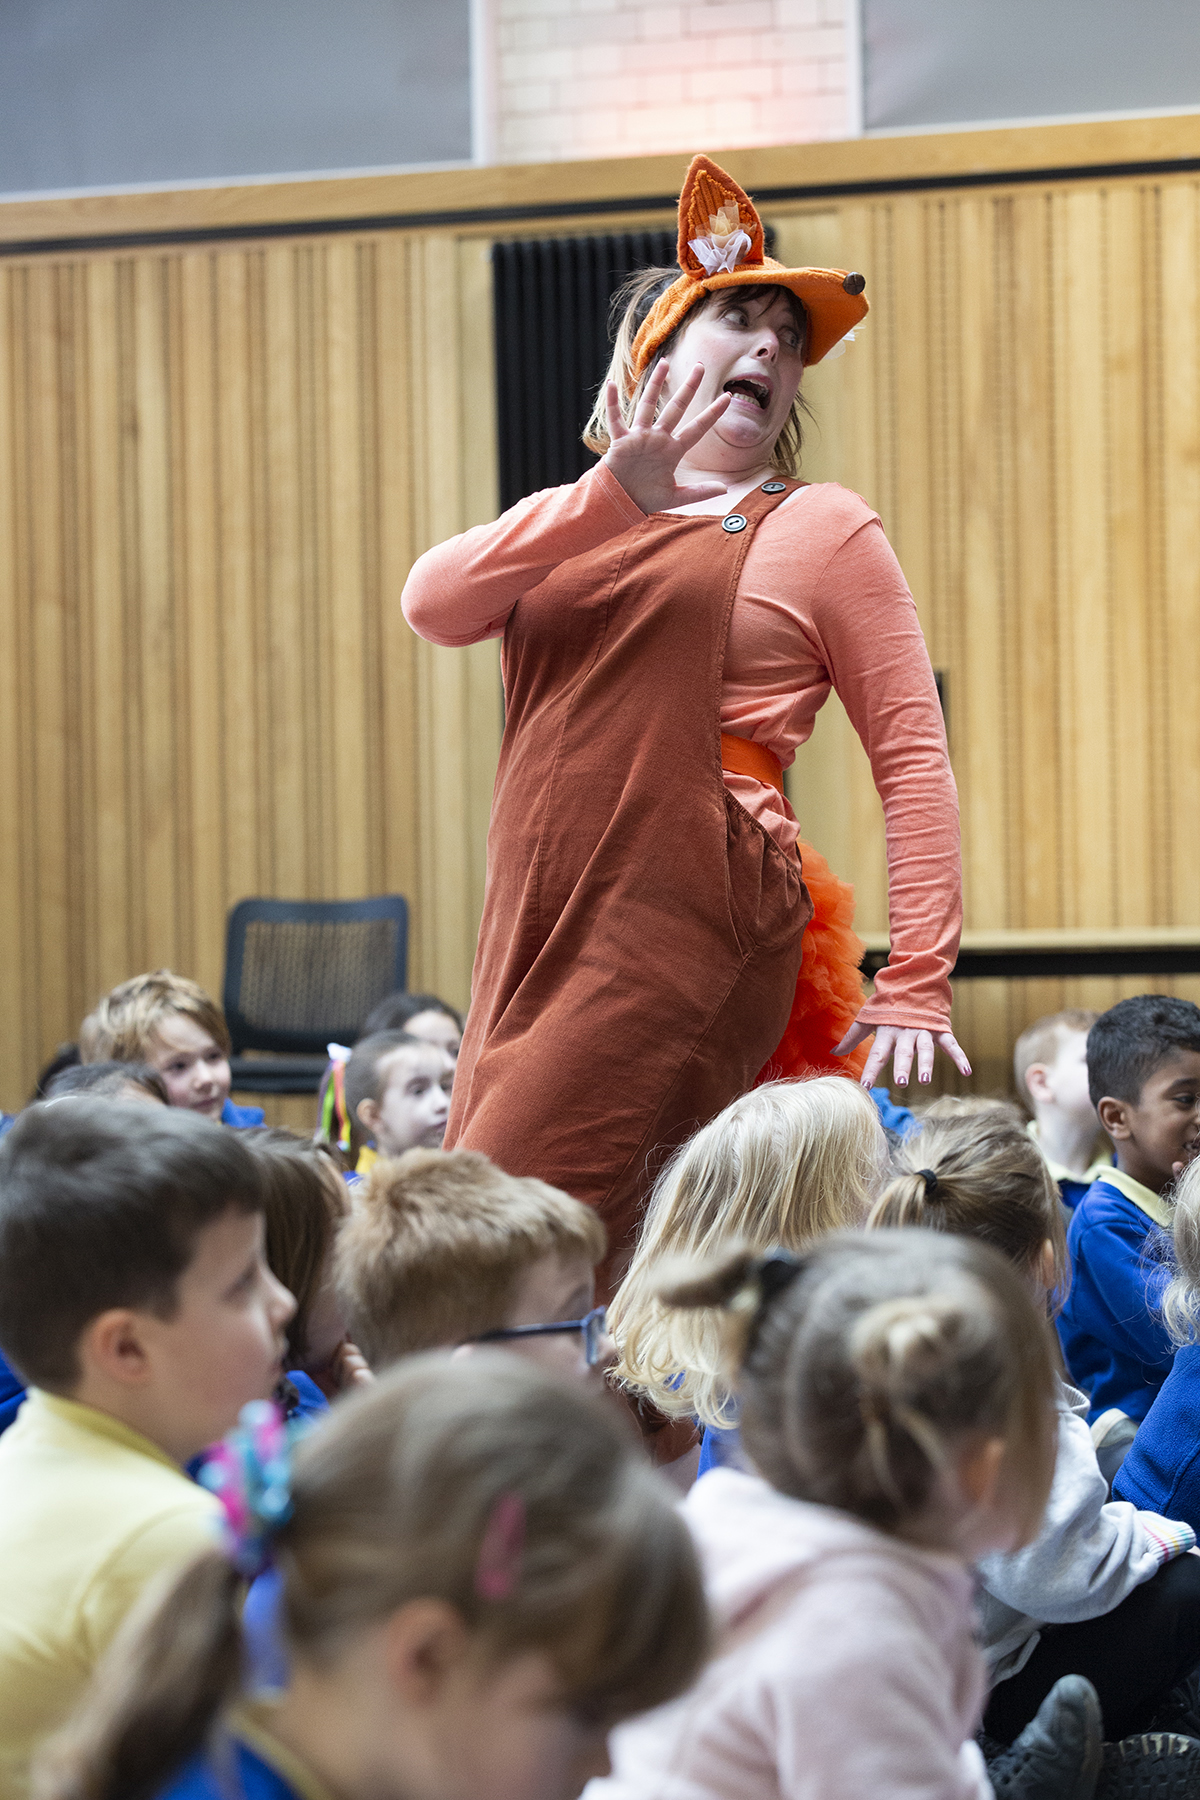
[496,0,851,164]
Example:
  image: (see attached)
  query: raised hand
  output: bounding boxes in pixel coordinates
[602,360,732,514]
[834,1019,973,1091]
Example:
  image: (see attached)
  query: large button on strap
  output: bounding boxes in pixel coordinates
[722,514,748,532]
[761,481,786,493]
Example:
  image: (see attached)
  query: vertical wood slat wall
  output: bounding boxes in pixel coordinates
[0,233,502,1110]
[4,127,1200,1113]
[778,180,1200,1093]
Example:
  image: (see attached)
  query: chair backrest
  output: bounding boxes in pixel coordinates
[223,897,409,1055]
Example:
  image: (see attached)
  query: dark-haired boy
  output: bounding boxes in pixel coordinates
[0,1101,293,1798]
[1058,996,1200,1428]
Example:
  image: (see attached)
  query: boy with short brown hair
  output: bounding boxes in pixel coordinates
[0,1100,294,1797]
[334,1147,609,1389]
[79,970,262,1126]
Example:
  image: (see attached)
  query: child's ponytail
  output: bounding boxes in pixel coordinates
[867,1101,1069,1309]
[656,1230,1058,1543]
[34,1550,242,1800]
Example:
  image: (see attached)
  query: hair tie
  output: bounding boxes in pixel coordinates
[475,1491,526,1601]
[918,1168,940,1198]
[197,1400,305,1578]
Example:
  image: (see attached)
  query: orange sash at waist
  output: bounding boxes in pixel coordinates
[720,732,784,796]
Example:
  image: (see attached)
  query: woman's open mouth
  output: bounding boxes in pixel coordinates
[723,377,771,410]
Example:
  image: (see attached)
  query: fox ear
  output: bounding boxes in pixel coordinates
[677,154,764,278]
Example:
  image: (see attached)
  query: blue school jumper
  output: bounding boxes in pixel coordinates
[1026,1122,1115,1213]
[1058,1169,1176,1422]
[157,1707,325,1800]
[870,1088,917,1139]
[0,1348,24,1435]
[222,1098,266,1128]
[1114,1343,1200,1531]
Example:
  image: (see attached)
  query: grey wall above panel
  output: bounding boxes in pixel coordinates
[0,0,471,196]
[864,0,1200,132]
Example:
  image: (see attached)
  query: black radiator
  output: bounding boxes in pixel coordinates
[491,229,677,511]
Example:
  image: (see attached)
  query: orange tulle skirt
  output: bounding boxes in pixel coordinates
[757,837,870,1084]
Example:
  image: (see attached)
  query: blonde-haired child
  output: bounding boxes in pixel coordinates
[609,1077,884,1448]
[593,1229,1101,1800]
[79,970,262,1127]
[35,1357,707,1800]
[871,1103,1200,1776]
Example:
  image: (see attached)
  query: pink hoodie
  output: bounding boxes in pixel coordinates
[592,1469,990,1800]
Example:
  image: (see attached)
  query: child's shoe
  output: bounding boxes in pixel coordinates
[985,1675,1103,1800]
[1098,1731,1200,1797]
[1145,1673,1200,1742]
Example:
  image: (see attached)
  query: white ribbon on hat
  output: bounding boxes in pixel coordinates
[688,229,752,276]
[824,328,859,361]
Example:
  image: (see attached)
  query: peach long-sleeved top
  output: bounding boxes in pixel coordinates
[402,463,961,1030]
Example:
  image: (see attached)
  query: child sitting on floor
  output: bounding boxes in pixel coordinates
[338,1030,454,1175]
[594,1230,1103,1800]
[35,1358,707,1800]
[1014,1009,1111,1211]
[240,1130,371,1417]
[0,1101,294,1798]
[79,969,264,1127]
[869,1103,1200,1766]
[317,992,464,1153]
[609,1076,885,1470]
[1115,1154,1200,1533]
[335,1147,611,1392]
[1058,996,1200,1425]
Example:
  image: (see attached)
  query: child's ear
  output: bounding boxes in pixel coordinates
[380,1597,471,1705]
[958,1434,1007,1512]
[1097,1095,1131,1141]
[1024,1063,1052,1106]
[356,1096,380,1135]
[79,1309,154,1388]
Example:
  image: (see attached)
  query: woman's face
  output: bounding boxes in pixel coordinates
[661,288,805,469]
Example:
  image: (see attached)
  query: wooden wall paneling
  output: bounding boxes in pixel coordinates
[1161,182,1200,926]
[1106,184,1156,930]
[376,233,421,926]
[1011,190,1063,932]
[0,266,29,1102]
[1057,188,1114,928]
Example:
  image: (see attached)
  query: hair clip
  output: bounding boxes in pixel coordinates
[474,1491,526,1602]
[919,1168,940,1198]
[197,1400,307,1578]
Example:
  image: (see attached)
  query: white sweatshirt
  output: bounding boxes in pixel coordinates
[592,1468,990,1800]
[976,1378,1195,1681]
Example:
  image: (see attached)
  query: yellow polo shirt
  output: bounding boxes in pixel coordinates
[0,1390,220,1800]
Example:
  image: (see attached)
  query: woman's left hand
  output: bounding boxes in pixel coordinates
[834,1020,972,1090]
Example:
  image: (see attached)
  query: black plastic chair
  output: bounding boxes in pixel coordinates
[224,896,409,1095]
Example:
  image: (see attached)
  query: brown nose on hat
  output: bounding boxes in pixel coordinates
[628,154,869,387]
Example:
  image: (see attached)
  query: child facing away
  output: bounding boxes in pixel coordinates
[1115,1153,1200,1533]
[334,1147,612,1393]
[869,1103,1200,1762]
[609,1076,885,1468]
[1014,1010,1111,1211]
[0,1101,294,1799]
[592,1230,1103,1800]
[34,1357,708,1800]
[240,1130,371,1417]
[336,1030,455,1176]
[79,970,264,1127]
[1058,996,1200,1425]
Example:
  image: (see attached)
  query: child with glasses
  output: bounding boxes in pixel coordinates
[334,1146,615,1393]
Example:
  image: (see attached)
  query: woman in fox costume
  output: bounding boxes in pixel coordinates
[403,155,968,1288]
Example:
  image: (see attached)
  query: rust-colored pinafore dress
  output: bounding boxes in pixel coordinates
[445,478,813,1290]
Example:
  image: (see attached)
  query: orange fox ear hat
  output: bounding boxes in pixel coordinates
[629,154,869,386]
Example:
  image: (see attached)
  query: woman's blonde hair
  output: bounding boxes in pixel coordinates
[1162,1156,1200,1344]
[35,1357,709,1800]
[867,1100,1069,1309]
[582,266,811,476]
[658,1230,1058,1544]
[609,1077,885,1426]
